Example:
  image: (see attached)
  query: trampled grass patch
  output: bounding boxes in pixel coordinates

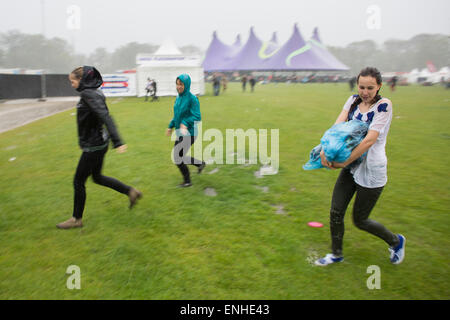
[0,82,449,299]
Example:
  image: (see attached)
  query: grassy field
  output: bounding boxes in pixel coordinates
[0,82,449,300]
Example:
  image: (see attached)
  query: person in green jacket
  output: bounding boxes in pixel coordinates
[166,74,206,187]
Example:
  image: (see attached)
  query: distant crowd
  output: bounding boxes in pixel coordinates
[206,72,348,85]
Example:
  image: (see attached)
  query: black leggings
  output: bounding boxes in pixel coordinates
[73,147,130,219]
[173,135,203,183]
[329,169,399,256]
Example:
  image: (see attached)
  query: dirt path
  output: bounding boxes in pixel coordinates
[0,97,79,134]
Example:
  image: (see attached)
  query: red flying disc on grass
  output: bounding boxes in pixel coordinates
[308,222,324,228]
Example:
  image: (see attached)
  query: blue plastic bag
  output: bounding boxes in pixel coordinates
[303,120,369,170]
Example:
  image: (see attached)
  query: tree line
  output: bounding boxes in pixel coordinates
[0,30,448,74]
[0,30,203,74]
[328,34,449,74]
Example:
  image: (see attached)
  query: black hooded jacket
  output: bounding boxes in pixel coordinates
[75,66,123,151]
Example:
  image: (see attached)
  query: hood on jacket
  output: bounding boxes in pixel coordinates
[77,66,103,92]
[176,74,191,95]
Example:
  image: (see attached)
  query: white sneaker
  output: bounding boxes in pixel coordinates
[389,234,406,264]
[315,253,344,266]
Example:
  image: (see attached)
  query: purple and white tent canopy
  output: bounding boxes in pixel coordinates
[202,25,349,72]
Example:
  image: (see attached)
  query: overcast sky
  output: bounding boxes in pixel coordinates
[1,0,449,54]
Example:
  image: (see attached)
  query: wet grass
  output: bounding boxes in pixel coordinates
[0,82,449,299]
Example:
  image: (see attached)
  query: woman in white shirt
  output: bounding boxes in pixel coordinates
[315,67,406,266]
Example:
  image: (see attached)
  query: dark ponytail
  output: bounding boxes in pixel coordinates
[348,67,383,120]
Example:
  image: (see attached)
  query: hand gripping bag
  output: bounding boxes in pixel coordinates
[303,120,369,170]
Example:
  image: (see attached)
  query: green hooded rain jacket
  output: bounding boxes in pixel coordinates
[168,74,201,136]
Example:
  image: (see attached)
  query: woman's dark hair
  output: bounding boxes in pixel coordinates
[70,67,84,80]
[348,67,383,120]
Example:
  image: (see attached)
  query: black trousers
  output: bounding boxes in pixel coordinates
[73,147,130,219]
[173,135,203,183]
[329,169,399,256]
[213,84,220,96]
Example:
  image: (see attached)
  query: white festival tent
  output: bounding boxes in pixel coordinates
[434,66,450,82]
[420,68,432,78]
[406,68,420,84]
[136,38,205,97]
[407,66,450,84]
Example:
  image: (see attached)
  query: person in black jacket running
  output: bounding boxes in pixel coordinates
[57,66,142,229]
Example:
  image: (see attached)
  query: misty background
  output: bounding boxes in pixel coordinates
[0,0,449,74]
